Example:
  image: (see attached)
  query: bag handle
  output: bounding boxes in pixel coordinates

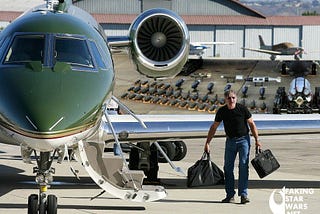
[255,147,262,155]
[201,152,211,160]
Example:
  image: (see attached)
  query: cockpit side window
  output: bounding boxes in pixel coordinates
[89,40,107,69]
[4,35,45,63]
[55,37,94,68]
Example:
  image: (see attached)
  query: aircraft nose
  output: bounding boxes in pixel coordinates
[0,68,113,133]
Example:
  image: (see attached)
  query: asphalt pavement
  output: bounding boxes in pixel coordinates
[0,133,319,214]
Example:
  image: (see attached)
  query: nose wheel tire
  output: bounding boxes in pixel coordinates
[46,195,58,214]
[28,194,38,214]
[27,194,58,214]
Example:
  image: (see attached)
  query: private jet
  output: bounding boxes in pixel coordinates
[0,1,320,214]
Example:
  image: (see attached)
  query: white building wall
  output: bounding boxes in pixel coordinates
[215,26,244,58]
[302,26,320,60]
[243,27,272,59]
[103,23,320,61]
[0,21,10,29]
[272,27,301,60]
[103,24,130,37]
[188,25,215,57]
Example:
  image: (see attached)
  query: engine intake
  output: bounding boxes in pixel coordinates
[129,8,190,78]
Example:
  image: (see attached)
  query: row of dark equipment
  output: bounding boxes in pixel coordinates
[121,78,269,113]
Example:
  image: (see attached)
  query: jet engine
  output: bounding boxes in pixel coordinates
[129,8,190,78]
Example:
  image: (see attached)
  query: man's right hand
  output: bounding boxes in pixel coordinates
[204,143,210,153]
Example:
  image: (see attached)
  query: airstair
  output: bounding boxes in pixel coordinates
[77,140,167,202]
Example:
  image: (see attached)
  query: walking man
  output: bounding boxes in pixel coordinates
[204,90,262,204]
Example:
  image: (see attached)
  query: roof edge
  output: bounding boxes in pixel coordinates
[2,11,320,26]
[230,0,266,18]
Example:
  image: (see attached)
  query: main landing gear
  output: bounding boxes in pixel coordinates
[28,151,58,214]
[128,140,187,182]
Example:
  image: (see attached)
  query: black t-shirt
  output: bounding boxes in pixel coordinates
[215,103,252,138]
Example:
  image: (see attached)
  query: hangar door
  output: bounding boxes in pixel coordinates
[244,27,272,59]
[215,26,244,59]
[188,25,215,58]
[273,27,301,61]
[302,26,320,60]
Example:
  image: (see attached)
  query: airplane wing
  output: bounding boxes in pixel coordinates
[191,41,235,46]
[108,38,235,57]
[108,36,130,47]
[189,42,234,57]
[103,114,320,141]
[241,47,282,55]
[107,36,130,54]
[108,39,235,49]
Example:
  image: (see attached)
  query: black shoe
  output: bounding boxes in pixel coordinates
[240,196,250,204]
[221,196,235,203]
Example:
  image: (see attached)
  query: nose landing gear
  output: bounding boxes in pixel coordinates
[27,151,58,214]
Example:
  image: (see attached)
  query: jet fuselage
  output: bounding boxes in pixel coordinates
[0,7,114,150]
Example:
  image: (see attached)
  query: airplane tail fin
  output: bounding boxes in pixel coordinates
[259,35,265,47]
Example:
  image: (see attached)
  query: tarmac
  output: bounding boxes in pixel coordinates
[0,55,319,213]
[0,134,319,214]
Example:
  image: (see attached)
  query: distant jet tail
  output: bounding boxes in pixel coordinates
[258,35,265,48]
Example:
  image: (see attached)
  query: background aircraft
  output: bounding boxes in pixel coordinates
[189,41,235,57]
[242,35,305,60]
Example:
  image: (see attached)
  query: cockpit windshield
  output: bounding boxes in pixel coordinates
[55,37,94,68]
[4,35,44,63]
[2,33,107,72]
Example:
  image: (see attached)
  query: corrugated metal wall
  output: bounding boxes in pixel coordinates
[303,26,320,60]
[74,0,140,14]
[104,22,320,60]
[102,24,130,36]
[173,0,257,16]
[143,0,172,11]
[215,26,244,58]
[0,22,9,29]
[189,25,214,57]
[273,26,301,60]
[74,0,261,16]
[243,27,272,59]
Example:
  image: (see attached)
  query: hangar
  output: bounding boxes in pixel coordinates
[72,0,320,60]
[1,0,320,60]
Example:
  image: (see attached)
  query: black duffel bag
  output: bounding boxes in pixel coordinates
[187,152,224,187]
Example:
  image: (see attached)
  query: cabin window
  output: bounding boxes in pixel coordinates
[55,37,94,68]
[4,35,44,63]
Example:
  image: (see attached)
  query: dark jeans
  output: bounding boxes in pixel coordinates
[224,134,251,197]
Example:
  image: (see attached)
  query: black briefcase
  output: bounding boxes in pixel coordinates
[187,152,224,187]
[251,149,280,178]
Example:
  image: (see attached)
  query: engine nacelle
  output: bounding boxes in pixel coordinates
[129,8,190,78]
